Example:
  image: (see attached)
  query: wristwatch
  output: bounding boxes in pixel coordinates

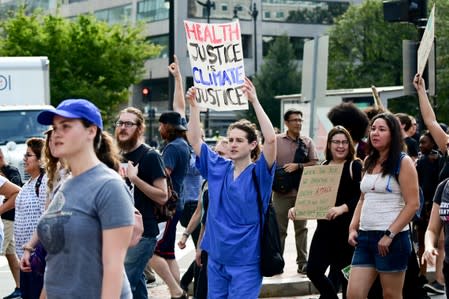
[384,229,395,239]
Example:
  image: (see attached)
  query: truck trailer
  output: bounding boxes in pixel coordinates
[0,56,52,180]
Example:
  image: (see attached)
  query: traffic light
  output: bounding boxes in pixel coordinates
[141,87,151,102]
[383,0,427,24]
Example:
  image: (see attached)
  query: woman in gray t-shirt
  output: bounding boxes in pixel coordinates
[31,99,134,299]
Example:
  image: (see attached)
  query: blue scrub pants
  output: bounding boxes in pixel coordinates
[207,257,262,299]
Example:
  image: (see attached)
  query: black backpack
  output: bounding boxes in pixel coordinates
[253,168,284,277]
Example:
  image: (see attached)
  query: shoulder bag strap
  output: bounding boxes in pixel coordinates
[252,168,264,240]
[34,171,45,197]
[133,144,151,166]
[349,160,354,181]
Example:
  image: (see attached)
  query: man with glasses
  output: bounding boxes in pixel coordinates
[273,109,318,274]
[115,107,168,299]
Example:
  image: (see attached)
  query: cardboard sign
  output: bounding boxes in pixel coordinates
[295,164,343,220]
[184,20,247,111]
[417,5,435,76]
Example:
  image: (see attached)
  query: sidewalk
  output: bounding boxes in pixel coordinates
[148,220,318,298]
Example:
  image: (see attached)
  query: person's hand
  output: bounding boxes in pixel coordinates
[127,161,138,183]
[377,236,393,257]
[422,246,438,266]
[178,235,187,249]
[168,55,181,78]
[413,73,426,92]
[195,248,203,267]
[20,250,32,272]
[283,163,300,173]
[186,87,198,108]
[348,229,358,247]
[288,207,296,221]
[326,206,345,220]
[241,77,258,104]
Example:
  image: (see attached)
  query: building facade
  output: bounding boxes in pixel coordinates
[1,0,362,137]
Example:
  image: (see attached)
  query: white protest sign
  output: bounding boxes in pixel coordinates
[294,164,343,220]
[417,5,435,76]
[184,20,247,111]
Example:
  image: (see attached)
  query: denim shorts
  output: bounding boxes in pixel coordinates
[351,230,411,272]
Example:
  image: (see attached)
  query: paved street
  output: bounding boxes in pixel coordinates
[1,220,447,298]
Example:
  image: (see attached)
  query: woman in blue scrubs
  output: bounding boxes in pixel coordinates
[185,78,276,298]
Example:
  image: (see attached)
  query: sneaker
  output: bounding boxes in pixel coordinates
[3,288,21,299]
[297,263,307,274]
[423,280,445,294]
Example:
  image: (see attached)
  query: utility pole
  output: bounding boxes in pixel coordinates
[196,0,215,136]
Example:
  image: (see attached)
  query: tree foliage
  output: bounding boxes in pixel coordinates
[328,0,449,124]
[0,9,160,128]
[328,0,416,89]
[246,35,301,128]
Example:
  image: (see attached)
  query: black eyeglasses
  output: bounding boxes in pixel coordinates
[24,153,36,158]
[116,121,137,128]
[330,140,349,146]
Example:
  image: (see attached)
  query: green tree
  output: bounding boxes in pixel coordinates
[327,0,449,124]
[328,0,416,90]
[0,9,160,128]
[432,0,449,124]
[246,35,301,128]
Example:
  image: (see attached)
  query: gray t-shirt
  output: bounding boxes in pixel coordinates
[37,163,134,299]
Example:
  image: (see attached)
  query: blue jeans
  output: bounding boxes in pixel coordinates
[125,236,157,299]
[351,230,411,272]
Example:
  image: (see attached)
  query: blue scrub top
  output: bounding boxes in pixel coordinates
[196,143,275,266]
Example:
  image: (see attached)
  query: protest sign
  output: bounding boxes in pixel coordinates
[294,164,343,220]
[184,20,247,111]
[417,5,435,76]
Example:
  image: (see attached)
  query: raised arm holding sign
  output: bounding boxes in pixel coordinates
[184,20,248,111]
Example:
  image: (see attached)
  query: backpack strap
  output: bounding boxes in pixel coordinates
[252,168,264,238]
[34,171,45,197]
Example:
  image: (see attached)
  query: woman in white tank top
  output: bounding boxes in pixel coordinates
[347,113,420,299]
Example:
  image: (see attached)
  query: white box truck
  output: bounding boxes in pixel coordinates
[0,56,53,180]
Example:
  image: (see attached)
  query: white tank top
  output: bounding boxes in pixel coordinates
[359,173,408,232]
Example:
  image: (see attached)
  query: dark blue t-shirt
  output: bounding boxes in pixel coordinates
[162,137,190,208]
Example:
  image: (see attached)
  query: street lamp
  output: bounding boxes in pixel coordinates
[250,1,259,74]
[233,1,259,74]
[196,0,215,137]
[165,0,174,109]
[196,0,215,23]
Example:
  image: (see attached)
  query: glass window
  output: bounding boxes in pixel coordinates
[147,35,169,58]
[242,34,251,58]
[188,0,252,20]
[137,0,169,22]
[262,35,309,60]
[68,0,87,3]
[94,4,132,25]
[262,0,350,25]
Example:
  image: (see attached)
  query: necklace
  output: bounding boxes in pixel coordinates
[370,173,381,191]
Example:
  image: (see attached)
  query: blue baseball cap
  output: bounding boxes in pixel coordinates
[37,99,103,130]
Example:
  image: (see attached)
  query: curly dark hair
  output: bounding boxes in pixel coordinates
[327,102,369,142]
